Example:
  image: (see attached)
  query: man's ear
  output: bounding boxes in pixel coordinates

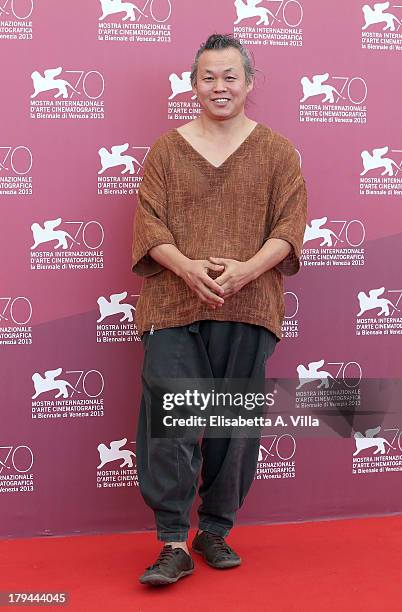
[246,78,254,95]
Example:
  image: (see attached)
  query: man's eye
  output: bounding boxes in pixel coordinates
[226,76,236,80]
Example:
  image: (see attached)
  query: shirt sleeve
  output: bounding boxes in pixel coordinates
[131,138,177,277]
[265,143,307,276]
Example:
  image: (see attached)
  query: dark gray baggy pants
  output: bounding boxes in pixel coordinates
[136,320,278,542]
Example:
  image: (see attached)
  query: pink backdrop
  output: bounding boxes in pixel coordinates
[1,0,402,538]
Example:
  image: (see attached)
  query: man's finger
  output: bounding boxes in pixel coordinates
[198,282,225,304]
[221,288,234,297]
[219,278,233,290]
[205,262,225,271]
[213,271,230,286]
[195,285,225,308]
[196,290,217,307]
[198,296,216,308]
[201,274,225,296]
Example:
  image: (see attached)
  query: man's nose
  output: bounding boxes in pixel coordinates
[214,79,227,91]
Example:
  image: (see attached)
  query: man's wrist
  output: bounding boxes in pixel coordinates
[172,253,192,278]
[148,244,191,278]
[245,238,293,279]
[243,258,264,282]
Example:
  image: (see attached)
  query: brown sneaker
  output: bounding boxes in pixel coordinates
[192,530,241,569]
[139,545,194,586]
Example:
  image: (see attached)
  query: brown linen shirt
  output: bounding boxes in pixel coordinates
[131,123,307,340]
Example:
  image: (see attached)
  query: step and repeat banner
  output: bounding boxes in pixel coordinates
[1,1,402,538]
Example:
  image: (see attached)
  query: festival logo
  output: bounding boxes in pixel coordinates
[31,367,105,420]
[361,2,402,51]
[353,426,394,456]
[0,0,33,40]
[167,69,201,121]
[302,217,365,267]
[0,443,34,493]
[30,218,105,271]
[233,0,303,47]
[282,291,299,339]
[254,434,296,481]
[356,286,402,335]
[96,437,138,488]
[299,73,368,125]
[0,145,32,196]
[295,359,362,411]
[352,425,402,475]
[97,143,150,195]
[30,67,105,120]
[359,146,402,196]
[97,0,172,44]
[169,71,195,100]
[96,292,140,343]
[0,296,33,346]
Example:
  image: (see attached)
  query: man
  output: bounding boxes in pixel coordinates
[132,33,307,586]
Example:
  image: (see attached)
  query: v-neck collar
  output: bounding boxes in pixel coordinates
[173,123,261,170]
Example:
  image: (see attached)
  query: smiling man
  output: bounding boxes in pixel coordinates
[132,33,307,586]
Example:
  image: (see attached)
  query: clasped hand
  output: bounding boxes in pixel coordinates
[180,256,253,309]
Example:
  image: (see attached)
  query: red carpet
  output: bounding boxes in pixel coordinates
[1,516,401,611]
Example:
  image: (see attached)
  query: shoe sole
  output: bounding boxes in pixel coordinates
[192,546,242,569]
[139,568,194,586]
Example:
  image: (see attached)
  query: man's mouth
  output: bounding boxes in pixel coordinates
[211,98,231,105]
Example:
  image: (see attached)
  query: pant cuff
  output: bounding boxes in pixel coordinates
[198,521,231,538]
[157,531,188,542]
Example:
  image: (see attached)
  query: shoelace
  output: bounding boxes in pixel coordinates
[202,532,233,556]
[147,545,177,570]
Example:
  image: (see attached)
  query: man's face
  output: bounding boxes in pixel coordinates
[192,48,253,121]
